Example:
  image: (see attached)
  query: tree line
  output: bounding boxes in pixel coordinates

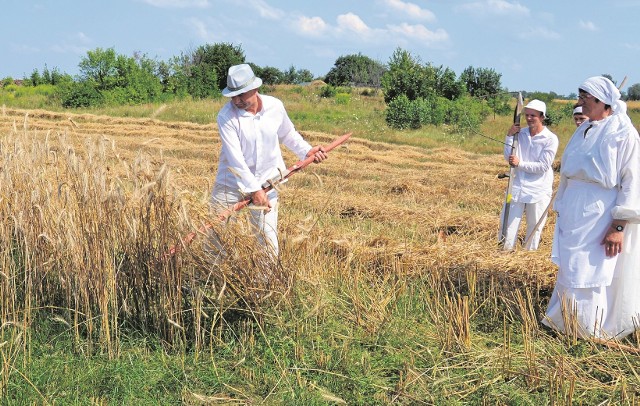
[4,42,635,132]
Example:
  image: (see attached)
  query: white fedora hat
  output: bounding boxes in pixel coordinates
[222,64,262,97]
[525,99,546,117]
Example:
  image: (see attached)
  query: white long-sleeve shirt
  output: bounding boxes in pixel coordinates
[214,94,312,194]
[503,126,558,203]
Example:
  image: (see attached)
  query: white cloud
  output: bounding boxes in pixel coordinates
[247,0,284,20]
[336,13,372,35]
[623,42,640,51]
[517,27,560,40]
[140,0,209,8]
[49,32,93,55]
[387,23,449,46]
[293,16,329,38]
[579,20,598,31]
[455,0,529,16]
[499,56,523,72]
[382,0,436,22]
[74,32,92,45]
[10,43,41,54]
[50,43,90,55]
[187,17,214,41]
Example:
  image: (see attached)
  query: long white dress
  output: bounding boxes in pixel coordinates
[543,113,640,339]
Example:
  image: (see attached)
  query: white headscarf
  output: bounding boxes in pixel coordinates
[579,76,627,115]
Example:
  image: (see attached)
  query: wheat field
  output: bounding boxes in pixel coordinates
[0,104,557,279]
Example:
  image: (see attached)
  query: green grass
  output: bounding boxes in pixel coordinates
[7,281,637,404]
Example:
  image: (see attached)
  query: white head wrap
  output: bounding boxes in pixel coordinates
[572,106,582,115]
[579,76,627,115]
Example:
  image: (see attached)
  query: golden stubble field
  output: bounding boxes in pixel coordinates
[0,105,557,290]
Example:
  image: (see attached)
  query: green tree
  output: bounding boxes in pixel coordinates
[106,52,163,104]
[64,47,164,106]
[281,66,297,84]
[325,53,386,88]
[381,48,436,104]
[601,73,615,86]
[173,42,243,98]
[79,47,119,91]
[187,63,218,99]
[459,66,502,98]
[381,49,488,132]
[253,65,283,85]
[295,68,314,84]
[279,66,314,84]
[194,43,245,90]
[626,83,640,101]
[435,66,464,100]
[28,69,43,86]
[156,60,186,96]
[525,91,555,104]
[25,65,72,87]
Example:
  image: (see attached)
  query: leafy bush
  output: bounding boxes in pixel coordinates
[386,95,433,129]
[408,97,432,129]
[319,85,337,98]
[543,104,564,127]
[385,94,412,129]
[1,77,14,87]
[430,96,450,127]
[185,63,219,99]
[446,96,488,133]
[60,81,104,108]
[360,88,379,97]
[386,94,487,132]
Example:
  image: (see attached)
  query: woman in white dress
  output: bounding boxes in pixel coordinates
[543,76,640,339]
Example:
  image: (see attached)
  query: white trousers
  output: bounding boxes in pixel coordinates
[498,196,551,250]
[211,184,280,256]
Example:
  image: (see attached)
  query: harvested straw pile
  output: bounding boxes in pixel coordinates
[281,131,558,286]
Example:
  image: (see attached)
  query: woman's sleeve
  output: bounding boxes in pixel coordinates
[612,132,640,222]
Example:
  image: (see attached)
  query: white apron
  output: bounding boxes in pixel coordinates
[551,179,617,288]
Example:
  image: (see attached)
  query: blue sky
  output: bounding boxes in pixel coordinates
[4,0,640,96]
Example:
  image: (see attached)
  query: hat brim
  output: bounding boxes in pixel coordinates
[222,77,263,97]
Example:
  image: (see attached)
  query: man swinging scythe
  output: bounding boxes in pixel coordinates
[498,94,559,251]
[165,64,352,259]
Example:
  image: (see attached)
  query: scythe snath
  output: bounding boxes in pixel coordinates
[165,132,353,257]
[499,92,524,247]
